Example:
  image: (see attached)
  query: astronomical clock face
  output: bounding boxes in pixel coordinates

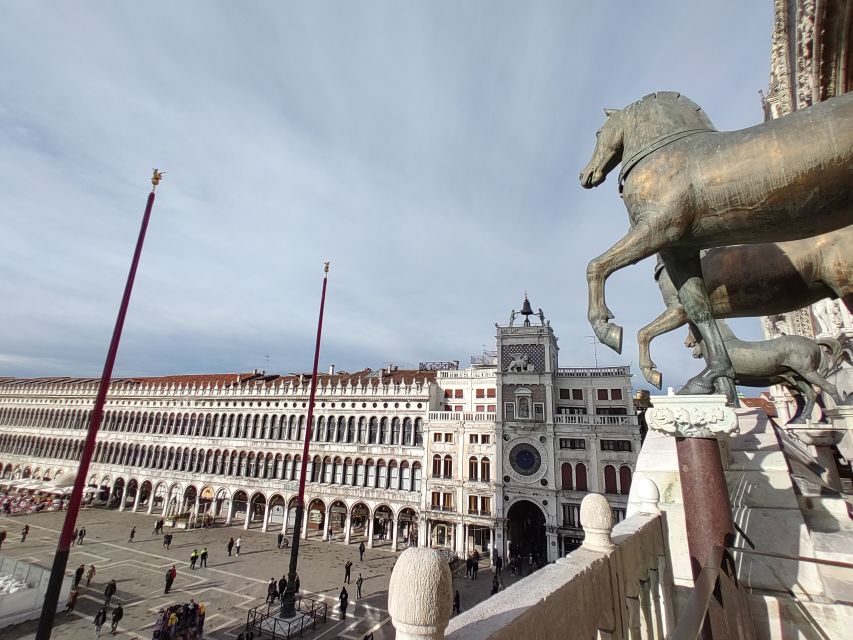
[504,437,547,484]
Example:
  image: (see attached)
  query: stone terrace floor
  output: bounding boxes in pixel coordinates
[0,508,519,639]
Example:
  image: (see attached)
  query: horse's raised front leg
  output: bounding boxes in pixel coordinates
[637,306,688,388]
[587,223,663,353]
[660,250,737,403]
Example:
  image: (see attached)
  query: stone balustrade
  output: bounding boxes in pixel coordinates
[388,478,674,640]
[556,366,631,377]
[427,412,497,423]
[554,414,639,426]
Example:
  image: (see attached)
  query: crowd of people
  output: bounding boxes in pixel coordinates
[0,491,64,515]
[153,599,206,640]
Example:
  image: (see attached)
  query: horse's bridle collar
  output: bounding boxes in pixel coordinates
[618,128,716,193]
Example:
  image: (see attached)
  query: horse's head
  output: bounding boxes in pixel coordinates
[579,108,624,189]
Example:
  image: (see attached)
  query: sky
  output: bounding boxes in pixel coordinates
[0,1,775,390]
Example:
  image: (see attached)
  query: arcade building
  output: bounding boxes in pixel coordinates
[0,299,639,563]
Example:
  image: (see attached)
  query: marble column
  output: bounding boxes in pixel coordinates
[118,490,126,512]
[323,508,332,541]
[243,503,251,530]
[262,501,271,532]
[301,509,309,539]
[391,516,398,551]
[132,488,142,513]
[367,516,375,549]
[161,491,170,517]
[147,492,155,515]
[345,515,352,545]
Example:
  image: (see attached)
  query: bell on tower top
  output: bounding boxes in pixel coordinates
[520,293,534,326]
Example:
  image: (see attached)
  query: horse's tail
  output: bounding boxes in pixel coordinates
[817,337,845,377]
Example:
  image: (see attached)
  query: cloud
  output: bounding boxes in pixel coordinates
[0,1,774,390]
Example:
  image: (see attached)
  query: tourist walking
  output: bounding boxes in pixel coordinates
[110,603,123,634]
[65,587,79,613]
[93,607,107,637]
[339,587,349,620]
[453,590,461,614]
[227,536,234,556]
[163,532,173,550]
[190,549,199,569]
[267,578,277,604]
[164,565,176,593]
[359,541,365,561]
[491,575,499,594]
[78,527,87,544]
[127,526,135,543]
[21,524,29,542]
[197,601,206,636]
[344,560,352,584]
[86,564,96,586]
[356,573,364,599]
[0,529,7,549]
[278,575,287,599]
[199,547,208,567]
[74,564,85,588]
[277,532,284,549]
[104,579,117,606]
[71,528,78,546]
[235,536,242,556]
[495,555,503,577]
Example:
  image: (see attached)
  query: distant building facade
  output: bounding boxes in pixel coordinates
[0,303,639,563]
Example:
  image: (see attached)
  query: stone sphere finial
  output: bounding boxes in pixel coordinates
[581,493,615,553]
[388,547,453,640]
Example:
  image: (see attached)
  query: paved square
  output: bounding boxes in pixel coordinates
[0,508,512,639]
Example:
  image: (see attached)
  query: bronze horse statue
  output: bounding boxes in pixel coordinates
[579,91,853,400]
[637,225,853,388]
[689,320,846,424]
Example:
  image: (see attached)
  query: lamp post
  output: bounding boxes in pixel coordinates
[35,170,164,640]
[280,262,330,619]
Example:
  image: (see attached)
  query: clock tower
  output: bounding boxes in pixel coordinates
[495,295,561,563]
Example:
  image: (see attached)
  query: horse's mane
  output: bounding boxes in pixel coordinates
[626,92,715,131]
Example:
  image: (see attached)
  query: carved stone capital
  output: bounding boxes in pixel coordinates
[646,394,738,439]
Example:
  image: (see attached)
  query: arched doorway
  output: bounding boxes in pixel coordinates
[397,508,418,549]
[506,499,547,567]
[111,478,125,509]
[248,492,266,529]
[306,498,326,537]
[373,505,393,546]
[268,494,287,529]
[138,481,153,511]
[214,488,228,520]
[183,486,198,514]
[329,500,348,539]
[350,502,369,543]
[230,490,248,525]
[125,479,139,509]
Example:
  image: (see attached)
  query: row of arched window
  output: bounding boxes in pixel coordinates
[560,461,632,494]
[0,434,422,492]
[0,407,424,447]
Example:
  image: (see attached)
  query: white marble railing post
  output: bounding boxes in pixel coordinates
[580,493,615,553]
[388,547,453,640]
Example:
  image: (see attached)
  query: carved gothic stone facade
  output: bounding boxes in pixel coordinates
[763,0,853,424]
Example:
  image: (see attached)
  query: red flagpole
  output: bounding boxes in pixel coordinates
[281,261,330,618]
[35,170,164,640]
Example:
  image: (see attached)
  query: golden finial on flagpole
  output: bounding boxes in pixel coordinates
[324,261,330,274]
[151,168,165,192]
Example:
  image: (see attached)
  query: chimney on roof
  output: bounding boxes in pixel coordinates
[329,364,335,375]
